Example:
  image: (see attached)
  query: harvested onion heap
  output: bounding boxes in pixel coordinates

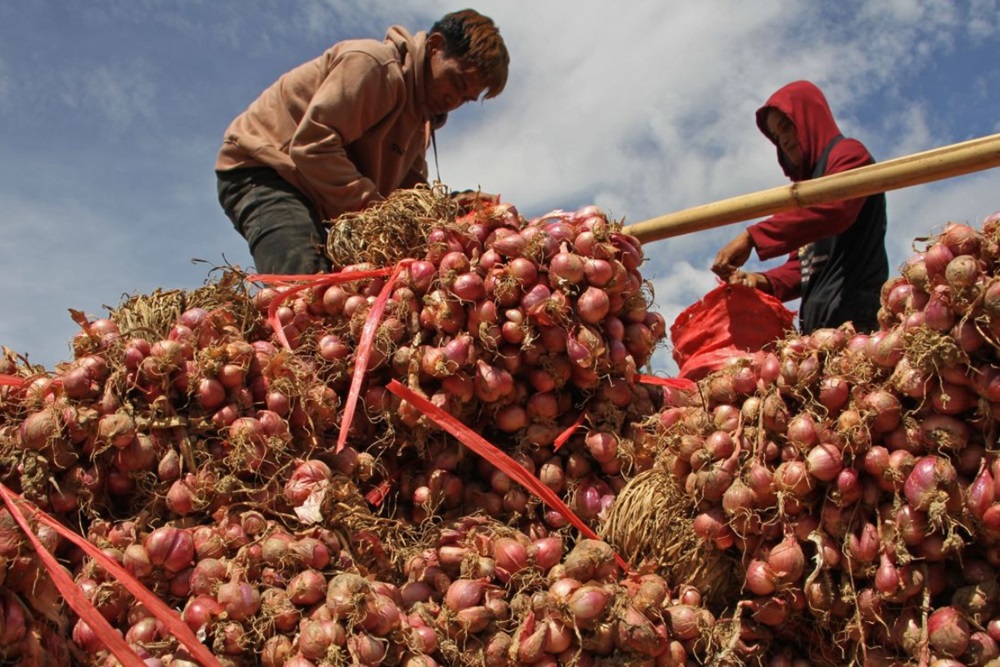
[61,512,702,667]
[253,201,666,531]
[643,219,1000,666]
[0,199,680,666]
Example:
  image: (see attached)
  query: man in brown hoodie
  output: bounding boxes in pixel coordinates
[216,9,509,274]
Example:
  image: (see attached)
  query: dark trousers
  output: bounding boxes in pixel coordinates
[217,167,331,274]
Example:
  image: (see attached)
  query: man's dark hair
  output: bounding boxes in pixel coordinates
[431,9,509,99]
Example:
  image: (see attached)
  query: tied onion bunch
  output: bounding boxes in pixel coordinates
[0,198,682,665]
[625,219,1000,665]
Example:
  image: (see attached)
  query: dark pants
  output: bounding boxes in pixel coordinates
[217,167,331,274]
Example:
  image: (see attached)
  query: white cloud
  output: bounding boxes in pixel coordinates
[968,0,1000,37]
[73,63,157,126]
[1,0,998,374]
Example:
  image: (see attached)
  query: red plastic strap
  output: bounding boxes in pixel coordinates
[246,273,341,285]
[0,486,224,667]
[364,478,395,507]
[635,374,697,391]
[0,374,25,387]
[553,411,587,452]
[385,380,630,572]
[354,530,388,561]
[365,468,400,507]
[0,484,146,667]
[245,269,394,286]
[245,268,394,350]
[336,260,409,454]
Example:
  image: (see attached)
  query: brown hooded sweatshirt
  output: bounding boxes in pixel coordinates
[215,27,435,221]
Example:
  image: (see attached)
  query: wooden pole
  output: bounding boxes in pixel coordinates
[622,132,1000,244]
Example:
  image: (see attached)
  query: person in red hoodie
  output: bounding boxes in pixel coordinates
[711,80,888,333]
[216,9,509,274]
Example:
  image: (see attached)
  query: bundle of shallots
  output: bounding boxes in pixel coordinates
[611,218,1000,666]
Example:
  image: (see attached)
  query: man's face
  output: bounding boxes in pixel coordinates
[766,108,803,171]
[426,37,487,116]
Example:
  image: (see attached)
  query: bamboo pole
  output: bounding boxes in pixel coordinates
[623,132,1000,244]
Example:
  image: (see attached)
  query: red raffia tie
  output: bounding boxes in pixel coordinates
[0,485,147,667]
[364,467,401,507]
[0,484,224,667]
[385,380,631,573]
[335,260,410,454]
[635,374,697,391]
[246,269,394,351]
[0,374,25,387]
[365,476,396,507]
[553,410,587,452]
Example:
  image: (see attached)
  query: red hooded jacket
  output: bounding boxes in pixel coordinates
[747,81,888,332]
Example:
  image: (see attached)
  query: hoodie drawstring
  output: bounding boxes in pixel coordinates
[430,127,442,184]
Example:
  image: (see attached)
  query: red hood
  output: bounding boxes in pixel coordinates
[755,80,842,181]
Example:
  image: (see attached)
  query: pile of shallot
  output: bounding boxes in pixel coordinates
[0,198,696,666]
[61,511,697,666]
[636,218,1000,665]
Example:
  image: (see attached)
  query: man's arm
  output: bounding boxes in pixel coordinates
[712,229,755,280]
[760,252,802,302]
[289,51,400,218]
[747,141,873,261]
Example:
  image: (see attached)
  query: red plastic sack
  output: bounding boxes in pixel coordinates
[670,284,795,380]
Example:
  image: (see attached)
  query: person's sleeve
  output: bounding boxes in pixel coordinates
[761,252,802,302]
[747,141,873,261]
[289,52,402,218]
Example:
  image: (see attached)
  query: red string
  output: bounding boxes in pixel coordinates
[635,374,697,390]
[0,485,224,667]
[553,410,587,452]
[364,477,396,507]
[336,260,410,454]
[246,268,394,351]
[0,485,146,667]
[385,380,631,573]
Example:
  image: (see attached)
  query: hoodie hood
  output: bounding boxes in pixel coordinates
[385,26,444,126]
[755,80,842,181]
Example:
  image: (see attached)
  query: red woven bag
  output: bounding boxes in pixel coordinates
[670,284,794,380]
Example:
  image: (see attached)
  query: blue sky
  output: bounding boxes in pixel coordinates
[1,1,998,373]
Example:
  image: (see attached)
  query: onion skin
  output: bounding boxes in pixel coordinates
[925,242,955,279]
[182,595,224,634]
[287,569,327,607]
[766,534,805,583]
[262,635,294,667]
[577,286,611,324]
[664,604,712,641]
[774,460,814,499]
[806,443,843,482]
[144,526,195,573]
[444,578,487,611]
[968,631,1000,665]
[903,456,958,513]
[928,606,971,658]
[493,537,529,578]
[614,604,668,657]
[217,579,262,622]
[567,585,612,622]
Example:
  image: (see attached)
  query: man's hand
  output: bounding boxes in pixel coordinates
[452,189,499,212]
[729,270,773,294]
[712,230,754,280]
